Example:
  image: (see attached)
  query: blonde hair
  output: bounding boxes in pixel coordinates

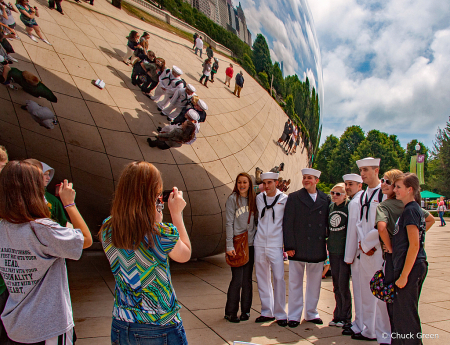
[331,183,348,202]
[384,169,403,199]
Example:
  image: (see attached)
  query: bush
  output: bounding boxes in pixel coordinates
[258,72,270,90]
[429,211,450,217]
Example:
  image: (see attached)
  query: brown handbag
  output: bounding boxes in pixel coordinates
[226,231,249,267]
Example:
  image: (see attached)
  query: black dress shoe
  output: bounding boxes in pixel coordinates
[157,127,162,132]
[224,315,240,323]
[21,105,28,111]
[157,107,162,111]
[277,319,288,327]
[351,333,376,341]
[255,316,275,323]
[342,328,355,336]
[147,138,156,147]
[288,320,300,328]
[306,318,323,325]
[239,313,250,321]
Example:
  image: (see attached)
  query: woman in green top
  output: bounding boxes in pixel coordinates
[375,169,435,333]
[327,183,351,328]
[15,0,50,44]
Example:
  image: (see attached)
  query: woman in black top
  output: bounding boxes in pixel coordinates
[123,30,141,65]
[327,183,351,328]
[392,173,427,345]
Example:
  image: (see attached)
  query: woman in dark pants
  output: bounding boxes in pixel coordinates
[224,173,257,323]
[391,173,429,345]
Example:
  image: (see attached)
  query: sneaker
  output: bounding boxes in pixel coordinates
[8,56,18,63]
[329,320,337,326]
[27,34,38,42]
[335,321,345,327]
[7,84,18,90]
[42,39,52,45]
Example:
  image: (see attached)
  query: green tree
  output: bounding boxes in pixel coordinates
[241,53,256,77]
[252,34,272,75]
[314,135,339,184]
[352,130,402,176]
[257,72,270,90]
[272,62,285,97]
[284,94,295,118]
[428,121,450,195]
[329,126,365,181]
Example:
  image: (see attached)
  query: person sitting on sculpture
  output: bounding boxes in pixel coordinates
[7,68,57,102]
[147,121,196,150]
[171,97,208,124]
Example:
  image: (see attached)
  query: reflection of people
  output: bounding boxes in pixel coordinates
[15,0,51,44]
[328,183,350,328]
[254,172,288,326]
[194,35,203,57]
[147,120,196,150]
[391,173,428,345]
[234,71,244,98]
[8,68,58,102]
[0,161,92,344]
[21,100,57,129]
[99,162,191,344]
[283,168,330,328]
[224,173,257,323]
[225,63,233,87]
[437,196,447,226]
[160,84,196,120]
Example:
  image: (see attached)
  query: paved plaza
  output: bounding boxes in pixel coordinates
[68,221,450,345]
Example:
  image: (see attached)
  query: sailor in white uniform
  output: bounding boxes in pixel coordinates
[151,65,184,103]
[254,172,288,326]
[342,173,364,335]
[159,84,196,120]
[352,157,391,344]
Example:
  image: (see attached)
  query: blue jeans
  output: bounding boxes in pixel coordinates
[439,211,446,225]
[111,318,188,345]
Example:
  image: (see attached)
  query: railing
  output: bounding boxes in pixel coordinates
[125,0,234,57]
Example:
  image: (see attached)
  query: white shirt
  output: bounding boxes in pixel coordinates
[195,37,203,49]
[158,70,183,94]
[344,190,364,263]
[309,193,317,202]
[253,189,288,247]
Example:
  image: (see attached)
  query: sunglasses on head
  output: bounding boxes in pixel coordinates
[381,178,392,186]
[330,191,344,196]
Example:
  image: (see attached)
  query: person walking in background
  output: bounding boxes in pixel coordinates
[327,183,351,328]
[15,0,51,44]
[122,30,141,65]
[194,35,203,58]
[0,1,20,39]
[210,57,219,83]
[99,162,191,344]
[225,63,233,87]
[224,173,257,323]
[199,58,211,87]
[391,173,428,345]
[0,161,92,344]
[192,32,198,49]
[48,0,63,15]
[206,44,213,59]
[437,196,446,226]
[234,70,244,98]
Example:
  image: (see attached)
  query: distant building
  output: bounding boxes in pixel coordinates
[280,61,284,77]
[184,0,252,46]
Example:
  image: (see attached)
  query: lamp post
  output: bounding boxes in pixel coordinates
[415,142,421,176]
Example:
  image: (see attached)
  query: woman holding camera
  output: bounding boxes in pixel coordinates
[224,172,257,323]
[99,162,191,344]
[0,160,92,344]
[15,0,50,44]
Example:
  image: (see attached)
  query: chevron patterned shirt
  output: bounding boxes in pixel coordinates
[101,218,181,325]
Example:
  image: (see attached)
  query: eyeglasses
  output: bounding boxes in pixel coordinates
[156,195,164,212]
[330,191,344,196]
[381,178,392,186]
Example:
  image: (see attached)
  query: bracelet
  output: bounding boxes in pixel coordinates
[64,203,76,209]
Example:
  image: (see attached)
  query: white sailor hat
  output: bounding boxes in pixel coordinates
[301,168,321,178]
[186,84,196,92]
[356,157,380,168]
[186,109,200,121]
[197,99,208,110]
[260,172,279,180]
[172,65,183,75]
[343,174,363,183]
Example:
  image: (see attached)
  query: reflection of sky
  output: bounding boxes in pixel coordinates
[238,0,324,110]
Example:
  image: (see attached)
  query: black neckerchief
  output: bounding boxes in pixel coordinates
[261,193,281,222]
[360,188,380,221]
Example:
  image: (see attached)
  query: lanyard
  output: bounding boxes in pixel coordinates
[360,188,380,221]
[261,194,281,222]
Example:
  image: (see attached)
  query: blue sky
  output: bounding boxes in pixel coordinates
[240,0,450,149]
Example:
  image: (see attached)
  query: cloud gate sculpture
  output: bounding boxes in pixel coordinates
[0,0,322,258]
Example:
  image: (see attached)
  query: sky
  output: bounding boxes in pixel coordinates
[239,0,450,149]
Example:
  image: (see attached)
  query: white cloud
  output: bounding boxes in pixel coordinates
[309,0,450,147]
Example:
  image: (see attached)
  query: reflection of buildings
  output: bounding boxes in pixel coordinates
[184,0,252,46]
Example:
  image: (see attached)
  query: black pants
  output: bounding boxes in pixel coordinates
[131,65,145,86]
[225,246,254,317]
[390,260,427,345]
[49,0,63,13]
[141,80,158,94]
[329,253,352,323]
[199,74,209,83]
[385,253,395,332]
[0,289,9,344]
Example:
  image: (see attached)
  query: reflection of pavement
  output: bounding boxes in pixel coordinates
[0,0,308,258]
[68,222,450,344]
